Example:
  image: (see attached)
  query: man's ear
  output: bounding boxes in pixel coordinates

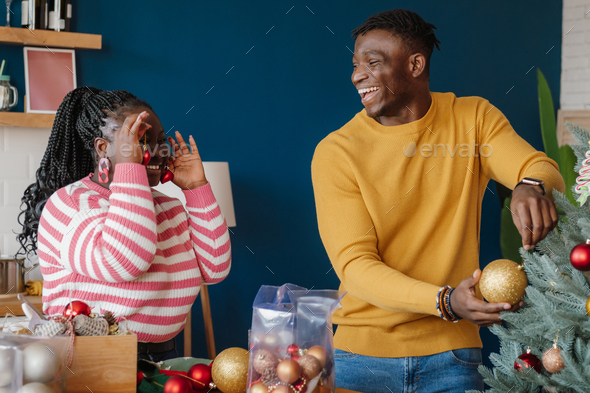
[94,137,109,159]
[409,53,427,78]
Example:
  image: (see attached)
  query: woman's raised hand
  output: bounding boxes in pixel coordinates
[115,111,152,164]
[167,131,208,190]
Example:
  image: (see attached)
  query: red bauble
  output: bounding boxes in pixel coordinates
[164,376,193,393]
[570,241,590,271]
[514,349,542,374]
[287,344,300,357]
[161,169,174,184]
[187,363,212,391]
[142,150,152,166]
[63,300,91,318]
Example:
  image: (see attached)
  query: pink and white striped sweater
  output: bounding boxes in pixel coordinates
[37,163,231,342]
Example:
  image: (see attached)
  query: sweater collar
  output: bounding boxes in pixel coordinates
[357,92,438,135]
[81,175,112,197]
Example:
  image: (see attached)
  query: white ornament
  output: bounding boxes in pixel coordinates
[17,382,55,393]
[23,342,61,383]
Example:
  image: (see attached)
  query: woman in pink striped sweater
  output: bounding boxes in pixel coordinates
[17,87,231,361]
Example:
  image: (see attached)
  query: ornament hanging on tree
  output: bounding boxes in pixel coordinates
[574,141,590,207]
[543,334,565,374]
[514,347,542,374]
[586,296,590,316]
[570,240,590,271]
[480,259,528,305]
[543,345,565,374]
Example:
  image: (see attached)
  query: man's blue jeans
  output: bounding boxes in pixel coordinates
[334,347,484,393]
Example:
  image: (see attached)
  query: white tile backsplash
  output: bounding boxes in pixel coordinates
[562,1,590,109]
[0,126,50,278]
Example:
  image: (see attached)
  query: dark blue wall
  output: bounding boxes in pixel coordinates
[2,0,563,366]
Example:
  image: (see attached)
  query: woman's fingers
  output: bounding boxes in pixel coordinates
[128,111,150,139]
[188,135,201,159]
[175,131,191,155]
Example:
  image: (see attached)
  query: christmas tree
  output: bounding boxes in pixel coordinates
[471,123,590,393]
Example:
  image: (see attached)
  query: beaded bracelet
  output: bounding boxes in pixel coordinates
[436,285,451,321]
[444,287,460,323]
[436,285,460,322]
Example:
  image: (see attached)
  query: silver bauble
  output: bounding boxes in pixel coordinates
[17,382,55,393]
[23,342,61,383]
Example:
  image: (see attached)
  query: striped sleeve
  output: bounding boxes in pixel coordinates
[183,183,231,284]
[51,164,158,283]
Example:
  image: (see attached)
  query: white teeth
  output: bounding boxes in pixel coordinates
[357,86,380,94]
[146,165,160,170]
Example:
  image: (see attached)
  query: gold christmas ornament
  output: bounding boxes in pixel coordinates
[479,259,527,305]
[586,296,590,316]
[543,344,565,374]
[211,347,249,393]
[306,346,327,368]
[276,358,302,384]
[249,382,267,393]
[297,354,322,380]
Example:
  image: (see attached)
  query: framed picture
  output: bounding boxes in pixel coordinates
[23,47,77,114]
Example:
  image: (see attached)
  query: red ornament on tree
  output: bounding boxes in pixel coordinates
[514,348,542,374]
[164,376,193,393]
[63,301,91,318]
[187,363,212,391]
[570,240,590,271]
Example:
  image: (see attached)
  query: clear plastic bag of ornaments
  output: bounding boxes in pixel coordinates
[0,332,71,393]
[247,284,346,393]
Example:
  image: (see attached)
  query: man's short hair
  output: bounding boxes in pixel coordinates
[352,9,441,74]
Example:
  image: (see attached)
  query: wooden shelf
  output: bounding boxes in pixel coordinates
[0,26,101,49]
[0,112,54,128]
[0,295,43,317]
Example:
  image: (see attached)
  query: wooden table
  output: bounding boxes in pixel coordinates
[0,297,362,393]
[0,295,43,317]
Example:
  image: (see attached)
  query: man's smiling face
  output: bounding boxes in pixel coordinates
[351,29,413,120]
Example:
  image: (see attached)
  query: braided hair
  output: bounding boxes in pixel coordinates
[352,9,441,74]
[17,87,152,256]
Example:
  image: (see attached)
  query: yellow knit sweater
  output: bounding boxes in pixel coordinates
[311,92,565,358]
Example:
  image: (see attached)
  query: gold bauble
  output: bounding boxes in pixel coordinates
[297,354,322,380]
[276,358,302,384]
[211,347,249,393]
[479,259,527,305]
[586,296,590,316]
[249,382,268,393]
[306,346,327,368]
[542,346,565,374]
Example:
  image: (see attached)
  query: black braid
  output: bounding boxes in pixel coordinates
[16,87,152,256]
[352,9,441,73]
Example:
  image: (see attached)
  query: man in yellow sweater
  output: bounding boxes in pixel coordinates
[311,9,564,393]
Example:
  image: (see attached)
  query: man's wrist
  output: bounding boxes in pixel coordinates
[515,178,546,196]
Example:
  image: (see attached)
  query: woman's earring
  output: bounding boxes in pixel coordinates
[141,136,151,166]
[98,158,110,184]
[160,166,174,184]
